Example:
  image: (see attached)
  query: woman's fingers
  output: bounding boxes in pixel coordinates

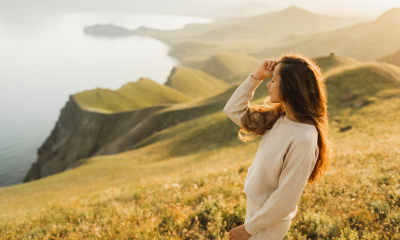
[268,61,273,70]
[262,58,277,71]
[269,60,277,70]
[267,60,272,70]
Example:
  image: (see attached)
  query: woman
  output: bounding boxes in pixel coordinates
[224,53,331,240]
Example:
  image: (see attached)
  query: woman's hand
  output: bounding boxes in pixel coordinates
[228,225,251,240]
[252,59,278,80]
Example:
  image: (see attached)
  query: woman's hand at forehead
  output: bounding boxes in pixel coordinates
[253,59,278,80]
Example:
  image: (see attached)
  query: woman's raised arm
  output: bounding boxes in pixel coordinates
[223,73,264,128]
[223,59,277,128]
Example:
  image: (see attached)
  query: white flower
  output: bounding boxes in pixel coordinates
[172,183,180,188]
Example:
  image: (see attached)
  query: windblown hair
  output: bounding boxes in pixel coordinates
[239,52,331,184]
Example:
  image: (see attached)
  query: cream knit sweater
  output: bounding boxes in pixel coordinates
[223,73,319,236]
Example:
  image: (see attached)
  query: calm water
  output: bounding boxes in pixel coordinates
[0,12,212,188]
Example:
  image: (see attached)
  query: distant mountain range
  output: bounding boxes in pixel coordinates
[126,6,400,63]
[132,6,363,42]
[254,8,400,61]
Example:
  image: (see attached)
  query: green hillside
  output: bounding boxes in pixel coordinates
[314,55,361,72]
[164,66,231,99]
[1,56,400,238]
[73,78,192,113]
[326,62,400,119]
[195,52,262,84]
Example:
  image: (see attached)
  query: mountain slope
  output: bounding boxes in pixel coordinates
[377,48,400,67]
[197,6,360,40]
[326,61,400,117]
[314,55,361,72]
[164,67,231,99]
[254,8,400,61]
[194,52,261,84]
[131,5,363,65]
[73,78,192,113]
[134,6,360,42]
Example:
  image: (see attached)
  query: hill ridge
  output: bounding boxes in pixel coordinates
[73,77,192,113]
[163,66,231,99]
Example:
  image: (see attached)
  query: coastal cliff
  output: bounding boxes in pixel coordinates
[23,95,167,182]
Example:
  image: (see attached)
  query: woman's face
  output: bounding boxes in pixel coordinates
[266,63,282,103]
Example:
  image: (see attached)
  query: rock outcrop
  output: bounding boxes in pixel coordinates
[23,95,166,182]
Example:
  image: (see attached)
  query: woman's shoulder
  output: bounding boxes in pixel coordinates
[279,115,315,129]
[290,128,318,154]
[275,116,317,135]
[274,116,318,145]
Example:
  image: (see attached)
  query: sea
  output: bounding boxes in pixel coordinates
[0,11,212,188]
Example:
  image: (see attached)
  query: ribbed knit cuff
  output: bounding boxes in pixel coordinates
[241,73,263,93]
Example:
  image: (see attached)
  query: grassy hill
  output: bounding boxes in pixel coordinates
[1,56,400,239]
[164,66,231,99]
[314,55,361,72]
[377,48,400,67]
[188,53,360,86]
[193,52,262,84]
[73,78,192,113]
[168,41,219,66]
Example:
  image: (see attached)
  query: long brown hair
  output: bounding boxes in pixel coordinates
[239,52,330,184]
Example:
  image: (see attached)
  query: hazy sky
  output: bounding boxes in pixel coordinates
[1,0,399,19]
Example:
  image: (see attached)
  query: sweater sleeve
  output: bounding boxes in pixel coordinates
[243,133,318,235]
[223,73,263,129]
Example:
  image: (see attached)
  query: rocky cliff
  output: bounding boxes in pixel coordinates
[23,95,167,182]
